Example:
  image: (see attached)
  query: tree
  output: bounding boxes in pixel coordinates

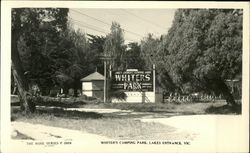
[11,8,69,113]
[54,28,108,97]
[159,9,242,105]
[124,42,145,70]
[140,34,161,69]
[53,27,92,97]
[140,34,177,93]
[87,34,106,74]
[103,22,128,101]
[103,22,127,71]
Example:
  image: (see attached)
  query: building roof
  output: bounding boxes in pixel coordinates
[80,71,105,81]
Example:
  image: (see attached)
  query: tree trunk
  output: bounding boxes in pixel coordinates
[220,83,236,106]
[11,32,36,113]
[214,78,237,106]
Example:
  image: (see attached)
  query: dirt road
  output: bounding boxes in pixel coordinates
[11,108,246,153]
[12,108,241,142]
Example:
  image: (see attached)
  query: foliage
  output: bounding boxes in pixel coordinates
[124,42,145,70]
[11,8,69,113]
[140,34,161,69]
[11,8,242,107]
[205,103,241,114]
[12,8,104,97]
[158,9,242,105]
[108,90,127,101]
[103,22,127,71]
[55,28,89,96]
[140,34,177,92]
[12,8,70,95]
[87,34,106,74]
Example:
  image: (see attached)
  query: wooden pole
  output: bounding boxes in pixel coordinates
[153,64,156,103]
[104,61,107,103]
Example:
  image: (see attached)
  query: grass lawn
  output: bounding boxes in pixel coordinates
[83,101,241,115]
[11,107,195,140]
[11,95,241,115]
[11,95,241,140]
[100,102,222,114]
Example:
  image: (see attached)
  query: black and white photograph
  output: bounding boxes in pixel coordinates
[1,1,249,153]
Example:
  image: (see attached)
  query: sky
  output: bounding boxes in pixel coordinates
[68,8,176,44]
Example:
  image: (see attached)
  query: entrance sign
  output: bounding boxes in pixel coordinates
[111,71,153,91]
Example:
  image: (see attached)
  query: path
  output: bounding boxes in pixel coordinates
[10,108,246,153]
[141,115,217,141]
[14,107,237,142]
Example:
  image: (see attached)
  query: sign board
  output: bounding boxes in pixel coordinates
[111,71,153,91]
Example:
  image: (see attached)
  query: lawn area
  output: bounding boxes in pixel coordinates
[99,102,225,114]
[11,95,241,115]
[11,107,195,140]
[11,95,241,140]
[82,100,241,115]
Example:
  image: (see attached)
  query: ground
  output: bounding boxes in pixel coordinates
[11,96,241,141]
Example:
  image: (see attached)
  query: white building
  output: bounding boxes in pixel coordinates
[80,71,105,99]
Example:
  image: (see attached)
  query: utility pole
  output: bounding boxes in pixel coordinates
[153,64,156,103]
[100,54,112,103]
[104,61,107,103]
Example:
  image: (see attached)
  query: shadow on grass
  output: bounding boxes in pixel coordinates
[11,107,103,121]
[205,104,241,114]
[38,108,103,119]
[36,101,87,108]
[11,101,87,108]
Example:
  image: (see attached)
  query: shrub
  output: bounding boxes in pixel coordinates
[109,90,127,101]
[49,89,58,97]
[68,88,74,97]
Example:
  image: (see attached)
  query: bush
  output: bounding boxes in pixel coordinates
[109,90,127,101]
[205,104,241,114]
[68,88,74,97]
[49,89,58,97]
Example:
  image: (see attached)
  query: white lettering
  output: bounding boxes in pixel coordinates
[121,75,127,81]
[145,74,151,81]
[115,74,121,81]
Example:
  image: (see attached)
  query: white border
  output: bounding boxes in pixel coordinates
[1,1,249,153]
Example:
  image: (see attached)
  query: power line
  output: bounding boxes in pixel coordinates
[70,9,144,38]
[72,19,108,34]
[71,9,110,26]
[72,20,107,35]
[72,20,138,42]
[70,17,139,42]
[121,9,166,30]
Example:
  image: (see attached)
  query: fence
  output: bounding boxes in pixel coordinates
[163,93,220,103]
